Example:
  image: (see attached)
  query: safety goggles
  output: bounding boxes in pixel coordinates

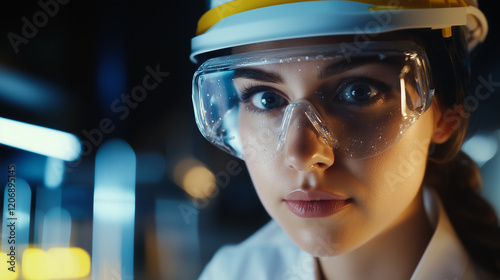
[192,41,434,161]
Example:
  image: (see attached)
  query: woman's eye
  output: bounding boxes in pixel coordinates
[250,91,287,110]
[338,83,378,103]
[333,77,393,106]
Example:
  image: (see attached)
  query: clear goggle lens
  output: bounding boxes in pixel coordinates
[193,42,433,161]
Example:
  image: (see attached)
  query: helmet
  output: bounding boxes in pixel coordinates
[190,0,488,63]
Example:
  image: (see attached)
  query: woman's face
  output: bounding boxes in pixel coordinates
[234,39,439,256]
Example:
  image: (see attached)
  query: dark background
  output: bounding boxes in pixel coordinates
[0,1,499,279]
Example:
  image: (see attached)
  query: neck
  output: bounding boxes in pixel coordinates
[318,189,434,280]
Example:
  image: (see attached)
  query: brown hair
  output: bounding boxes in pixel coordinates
[419,27,500,276]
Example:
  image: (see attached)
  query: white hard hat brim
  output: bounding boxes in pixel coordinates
[190,1,488,63]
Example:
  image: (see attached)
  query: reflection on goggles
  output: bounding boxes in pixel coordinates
[193,41,434,160]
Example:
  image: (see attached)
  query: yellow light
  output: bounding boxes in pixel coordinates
[174,158,216,199]
[22,247,91,279]
[183,166,216,199]
[22,248,46,279]
[0,252,18,280]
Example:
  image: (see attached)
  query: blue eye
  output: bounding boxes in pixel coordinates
[251,91,286,110]
[239,85,288,111]
[339,83,378,103]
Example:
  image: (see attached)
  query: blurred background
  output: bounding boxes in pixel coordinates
[0,0,499,279]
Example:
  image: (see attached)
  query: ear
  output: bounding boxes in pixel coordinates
[431,104,464,144]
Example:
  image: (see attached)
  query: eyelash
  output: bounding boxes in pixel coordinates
[239,85,283,102]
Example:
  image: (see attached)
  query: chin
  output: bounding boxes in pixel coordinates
[280,218,355,257]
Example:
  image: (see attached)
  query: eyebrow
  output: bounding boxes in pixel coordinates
[233,57,403,83]
[319,57,402,79]
[233,68,283,83]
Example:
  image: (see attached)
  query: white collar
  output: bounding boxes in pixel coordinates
[410,188,477,279]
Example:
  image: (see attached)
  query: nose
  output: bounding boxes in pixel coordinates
[283,110,335,172]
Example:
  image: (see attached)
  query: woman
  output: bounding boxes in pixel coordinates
[190,0,500,279]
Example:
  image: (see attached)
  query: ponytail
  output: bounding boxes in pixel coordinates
[419,27,500,276]
[425,152,500,276]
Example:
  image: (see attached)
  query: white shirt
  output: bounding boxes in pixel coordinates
[199,188,493,280]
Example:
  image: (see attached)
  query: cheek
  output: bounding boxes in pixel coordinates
[377,111,433,189]
[243,157,288,217]
[347,109,435,223]
[348,105,434,187]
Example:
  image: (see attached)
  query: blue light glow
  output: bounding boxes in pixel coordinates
[0,67,64,111]
[33,187,62,245]
[92,139,136,280]
[462,133,498,167]
[44,157,65,189]
[41,208,71,250]
[0,117,81,161]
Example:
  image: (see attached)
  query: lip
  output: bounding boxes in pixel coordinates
[284,189,352,218]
